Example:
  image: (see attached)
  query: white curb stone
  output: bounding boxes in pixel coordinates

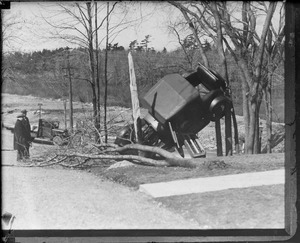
[139,169,284,198]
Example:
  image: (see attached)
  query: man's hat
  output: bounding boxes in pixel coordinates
[21,109,27,114]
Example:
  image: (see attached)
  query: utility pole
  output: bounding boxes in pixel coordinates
[63,99,67,129]
[62,48,74,133]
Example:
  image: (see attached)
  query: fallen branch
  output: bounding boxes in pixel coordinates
[22,156,69,167]
[40,156,69,167]
[56,152,169,167]
[60,158,91,168]
[92,142,119,153]
[98,143,198,168]
[37,154,59,165]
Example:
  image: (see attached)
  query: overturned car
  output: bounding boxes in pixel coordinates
[115,63,237,158]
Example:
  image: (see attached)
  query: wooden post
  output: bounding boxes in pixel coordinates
[215,118,223,156]
[67,54,74,133]
[63,100,67,129]
[128,52,141,143]
[225,104,233,155]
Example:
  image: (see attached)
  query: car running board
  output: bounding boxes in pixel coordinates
[183,134,206,158]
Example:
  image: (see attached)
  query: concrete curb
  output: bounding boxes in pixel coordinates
[139,169,284,198]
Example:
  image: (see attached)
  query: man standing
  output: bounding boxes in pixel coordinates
[13,110,32,161]
[21,109,32,158]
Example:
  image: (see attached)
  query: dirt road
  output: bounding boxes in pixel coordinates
[1,129,199,230]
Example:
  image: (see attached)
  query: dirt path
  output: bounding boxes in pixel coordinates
[2,130,199,230]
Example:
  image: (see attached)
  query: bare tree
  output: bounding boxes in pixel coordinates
[104,2,110,143]
[94,1,101,141]
[1,10,24,53]
[168,1,281,154]
[169,2,209,67]
[39,2,128,142]
[1,9,24,86]
[167,21,194,69]
[261,2,285,153]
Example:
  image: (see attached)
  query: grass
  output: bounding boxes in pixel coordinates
[157,184,284,228]
[90,153,284,229]
[91,153,284,189]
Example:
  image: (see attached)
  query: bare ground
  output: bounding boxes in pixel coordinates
[2,129,200,230]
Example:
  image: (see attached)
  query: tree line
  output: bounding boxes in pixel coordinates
[3,42,283,116]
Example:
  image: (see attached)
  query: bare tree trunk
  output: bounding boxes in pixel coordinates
[255,98,262,153]
[86,2,98,142]
[91,83,97,129]
[235,58,251,152]
[104,2,109,143]
[247,87,263,154]
[66,50,74,133]
[264,73,272,153]
[95,2,101,140]
[242,88,250,151]
[210,2,229,82]
[249,2,276,154]
[262,5,284,153]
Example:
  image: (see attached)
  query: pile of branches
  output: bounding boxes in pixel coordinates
[25,115,225,170]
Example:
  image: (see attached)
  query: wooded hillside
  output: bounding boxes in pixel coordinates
[2,46,284,122]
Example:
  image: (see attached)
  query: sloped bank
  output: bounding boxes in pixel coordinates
[90,153,284,189]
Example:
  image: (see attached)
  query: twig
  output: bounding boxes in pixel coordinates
[40,156,69,167]
[60,158,91,168]
[36,154,59,165]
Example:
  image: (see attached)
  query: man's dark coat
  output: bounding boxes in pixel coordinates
[14,118,29,150]
[13,117,31,151]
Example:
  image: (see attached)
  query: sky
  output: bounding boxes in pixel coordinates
[2,1,283,54]
[2,1,182,53]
